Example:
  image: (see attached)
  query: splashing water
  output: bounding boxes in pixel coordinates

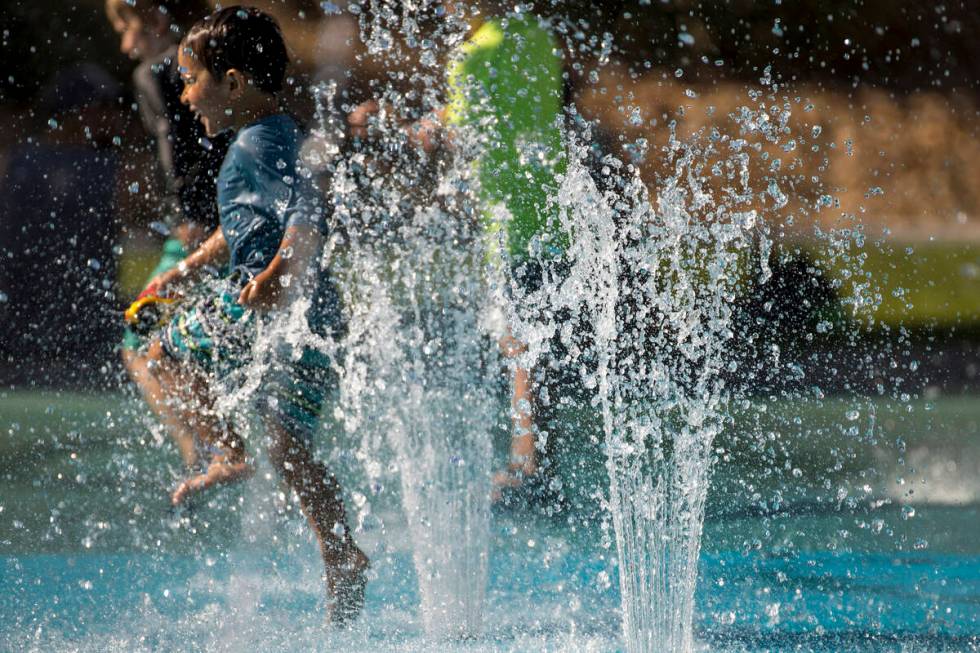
[503,71,812,650]
[306,4,498,633]
[332,207,498,638]
[298,5,852,646]
[8,2,966,650]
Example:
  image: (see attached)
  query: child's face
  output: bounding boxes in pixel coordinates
[178,49,233,137]
[109,10,169,62]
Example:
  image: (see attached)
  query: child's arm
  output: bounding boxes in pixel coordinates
[149,227,229,295]
[238,224,323,310]
[348,100,448,154]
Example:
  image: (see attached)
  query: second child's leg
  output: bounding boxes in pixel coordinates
[123,348,198,467]
[123,238,200,466]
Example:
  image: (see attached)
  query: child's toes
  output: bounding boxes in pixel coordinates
[171,475,205,505]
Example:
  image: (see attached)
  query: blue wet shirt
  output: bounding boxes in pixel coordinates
[217,114,342,334]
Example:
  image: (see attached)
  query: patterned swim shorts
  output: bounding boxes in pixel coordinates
[161,279,336,440]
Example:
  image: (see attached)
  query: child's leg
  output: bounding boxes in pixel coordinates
[260,348,368,624]
[494,332,538,492]
[264,418,368,624]
[122,238,200,466]
[122,348,198,467]
[145,338,254,505]
[509,362,538,475]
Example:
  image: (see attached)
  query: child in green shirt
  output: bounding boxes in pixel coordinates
[349,3,567,500]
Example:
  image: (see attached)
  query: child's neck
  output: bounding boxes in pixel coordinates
[230,91,281,131]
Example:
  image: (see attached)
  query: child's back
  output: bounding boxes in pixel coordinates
[218,113,343,336]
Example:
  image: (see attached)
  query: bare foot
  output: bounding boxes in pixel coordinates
[325,545,370,627]
[171,455,254,506]
[490,463,537,503]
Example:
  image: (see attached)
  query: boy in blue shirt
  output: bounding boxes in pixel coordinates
[143,6,367,625]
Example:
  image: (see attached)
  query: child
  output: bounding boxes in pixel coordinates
[106,0,231,467]
[349,1,567,503]
[144,6,368,624]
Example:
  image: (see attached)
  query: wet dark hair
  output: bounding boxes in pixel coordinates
[181,6,289,94]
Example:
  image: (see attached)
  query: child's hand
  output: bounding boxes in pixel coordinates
[407,116,443,152]
[136,281,160,301]
[147,264,191,298]
[237,268,283,310]
[146,269,179,297]
[347,100,380,139]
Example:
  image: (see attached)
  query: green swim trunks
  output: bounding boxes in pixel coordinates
[122,237,187,351]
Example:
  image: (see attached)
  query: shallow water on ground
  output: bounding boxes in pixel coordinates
[1,391,978,651]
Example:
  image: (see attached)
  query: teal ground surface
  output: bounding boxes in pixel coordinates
[1,390,978,651]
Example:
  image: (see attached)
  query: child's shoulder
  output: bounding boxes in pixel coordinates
[238,114,301,142]
[234,115,301,156]
[225,115,303,178]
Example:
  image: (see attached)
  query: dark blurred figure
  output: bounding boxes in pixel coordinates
[0,63,124,387]
[105,0,229,467]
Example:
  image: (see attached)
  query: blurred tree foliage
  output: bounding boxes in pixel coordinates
[1,0,976,114]
[577,0,979,94]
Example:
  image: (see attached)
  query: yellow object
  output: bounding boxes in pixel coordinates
[124,294,178,327]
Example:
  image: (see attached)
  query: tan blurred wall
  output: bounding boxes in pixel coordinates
[579,67,980,242]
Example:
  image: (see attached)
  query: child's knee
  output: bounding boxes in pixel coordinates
[145,337,185,385]
[266,432,299,471]
[122,348,148,378]
[146,338,166,363]
[499,334,527,357]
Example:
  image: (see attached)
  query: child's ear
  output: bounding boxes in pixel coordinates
[226,69,246,98]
